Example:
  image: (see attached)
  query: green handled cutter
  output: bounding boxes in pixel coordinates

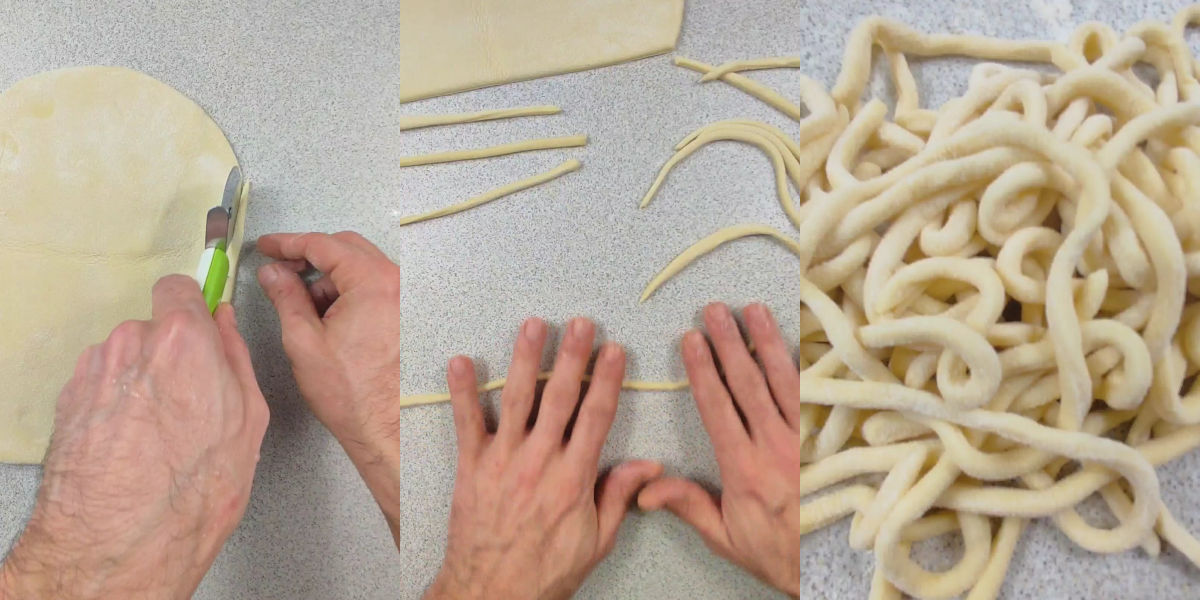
[195,166,243,314]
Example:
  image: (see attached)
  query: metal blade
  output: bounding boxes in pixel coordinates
[221,165,242,241]
[204,166,241,248]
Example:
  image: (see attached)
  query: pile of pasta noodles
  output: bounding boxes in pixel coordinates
[638,6,1200,599]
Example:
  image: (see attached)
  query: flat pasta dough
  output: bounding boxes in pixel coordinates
[0,66,240,464]
[397,0,686,102]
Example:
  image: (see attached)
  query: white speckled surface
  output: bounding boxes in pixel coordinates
[3,1,1200,598]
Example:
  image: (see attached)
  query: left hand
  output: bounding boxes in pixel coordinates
[425,317,662,600]
[0,276,269,600]
[637,303,811,597]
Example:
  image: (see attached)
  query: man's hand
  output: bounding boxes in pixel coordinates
[256,232,408,537]
[425,317,662,600]
[0,276,269,600]
[638,303,811,597]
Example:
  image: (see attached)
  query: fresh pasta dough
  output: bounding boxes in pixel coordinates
[395,159,582,226]
[0,67,241,464]
[397,0,686,102]
[639,11,1200,600]
[406,6,1200,599]
[397,135,588,167]
[396,105,562,131]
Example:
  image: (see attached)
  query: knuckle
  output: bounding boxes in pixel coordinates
[153,310,207,349]
[158,309,200,335]
[106,320,145,347]
[375,264,402,293]
[153,273,193,294]
[279,323,319,352]
[250,399,271,432]
[332,230,365,244]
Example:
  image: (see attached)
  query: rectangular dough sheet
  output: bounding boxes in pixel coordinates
[398,0,686,102]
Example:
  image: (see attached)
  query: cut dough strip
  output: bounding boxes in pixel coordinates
[398,134,587,167]
[396,105,562,131]
[399,372,689,406]
[395,159,582,226]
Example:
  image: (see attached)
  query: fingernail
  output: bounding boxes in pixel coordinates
[450,356,469,375]
[743,303,765,326]
[602,342,624,362]
[684,331,707,359]
[523,318,546,342]
[569,317,585,337]
[712,303,734,332]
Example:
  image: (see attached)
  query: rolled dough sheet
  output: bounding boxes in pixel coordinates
[398,0,686,102]
[0,66,241,464]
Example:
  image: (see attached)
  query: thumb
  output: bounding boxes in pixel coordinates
[637,476,734,559]
[215,303,270,436]
[258,263,323,349]
[215,303,258,389]
[594,460,664,556]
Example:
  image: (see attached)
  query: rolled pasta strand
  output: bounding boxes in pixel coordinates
[396,105,561,131]
[397,134,587,167]
[395,159,581,226]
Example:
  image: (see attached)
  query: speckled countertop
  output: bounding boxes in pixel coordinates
[3,1,1200,598]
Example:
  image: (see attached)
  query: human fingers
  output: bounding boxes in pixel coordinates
[702,303,788,441]
[448,355,487,462]
[257,233,372,290]
[329,230,391,258]
[637,477,734,558]
[258,263,323,350]
[681,330,749,460]
[529,318,596,451]
[215,304,270,438]
[308,275,340,315]
[497,318,548,447]
[151,274,211,321]
[566,342,625,466]
[742,303,809,431]
[594,460,664,555]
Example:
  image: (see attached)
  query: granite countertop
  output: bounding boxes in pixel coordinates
[3,1,1199,598]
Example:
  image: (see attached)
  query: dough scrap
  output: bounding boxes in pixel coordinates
[0,67,239,464]
[397,0,686,102]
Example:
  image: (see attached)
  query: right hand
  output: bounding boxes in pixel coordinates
[0,276,268,600]
[256,232,407,534]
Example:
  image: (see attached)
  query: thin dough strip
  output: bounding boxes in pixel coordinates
[699,56,806,82]
[396,105,562,131]
[399,371,689,406]
[396,159,581,226]
[398,135,587,167]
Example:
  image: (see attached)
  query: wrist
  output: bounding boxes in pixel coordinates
[0,558,23,600]
[424,569,482,600]
[2,509,176,600]
[333,431,406,523]
[0,524,66,598]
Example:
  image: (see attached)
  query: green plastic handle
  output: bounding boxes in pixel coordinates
[202,249,230,314]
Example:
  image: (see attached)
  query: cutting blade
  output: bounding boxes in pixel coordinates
[205,166,241,250]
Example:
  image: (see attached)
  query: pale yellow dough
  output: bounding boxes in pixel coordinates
[397,0,686,102]
[0,66,240,464]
